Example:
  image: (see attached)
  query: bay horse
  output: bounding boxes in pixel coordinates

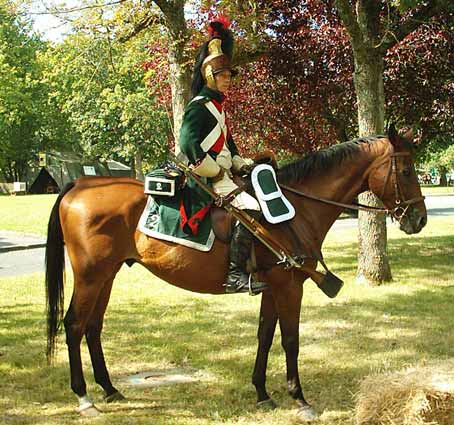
[45,127,427,420]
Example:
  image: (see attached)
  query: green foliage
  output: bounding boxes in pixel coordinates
[0,0,48,181]
[391,0,454,12]
[41,28,171,169]
[424,144,454,179]
[440,145,454,170]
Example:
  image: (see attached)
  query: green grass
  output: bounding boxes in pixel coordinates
[0,194,57,235]
[1,210,453,424]
[421,185,454,195]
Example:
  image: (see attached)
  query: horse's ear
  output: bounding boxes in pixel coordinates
[387,123,398,145]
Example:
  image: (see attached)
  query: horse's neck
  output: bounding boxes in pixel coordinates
[295,141,388,244]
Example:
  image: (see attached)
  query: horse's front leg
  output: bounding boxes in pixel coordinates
[252,291,278,410]
[275,279,318,421]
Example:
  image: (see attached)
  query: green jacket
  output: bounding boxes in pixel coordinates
[179,86,240,172]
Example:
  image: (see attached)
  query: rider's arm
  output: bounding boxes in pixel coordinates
[227,133,252,174]
[180,103,221,178]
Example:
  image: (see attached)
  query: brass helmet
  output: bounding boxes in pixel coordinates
[191,17,235,97]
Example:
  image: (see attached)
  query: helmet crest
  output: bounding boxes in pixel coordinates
[190,16,236,98]
[208,16,231,38]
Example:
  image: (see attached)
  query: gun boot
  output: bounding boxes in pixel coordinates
[224,222,267,295]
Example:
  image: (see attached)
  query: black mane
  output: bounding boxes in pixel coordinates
[277,135,387,184]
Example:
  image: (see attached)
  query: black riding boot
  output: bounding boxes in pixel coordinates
[224,221,267,295]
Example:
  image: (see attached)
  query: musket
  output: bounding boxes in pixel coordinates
[168,152,342,296]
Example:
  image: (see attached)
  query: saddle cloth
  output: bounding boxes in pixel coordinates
[137,195,215,252]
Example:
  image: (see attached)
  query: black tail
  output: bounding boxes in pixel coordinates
[45,182,75,362]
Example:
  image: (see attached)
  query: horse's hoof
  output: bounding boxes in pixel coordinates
[257,398,278,410]
[79,405,101,417]
[297,405,318,422]
[104,391,125,403]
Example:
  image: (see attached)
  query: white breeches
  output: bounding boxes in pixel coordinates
[212,172,260,211]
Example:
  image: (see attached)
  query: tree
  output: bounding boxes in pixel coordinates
[385,12,453,150]
[237,0,452,284]
[333,0,452,284]
[439,145,454,171]
[0,0,48,181]
[227,2,356,155]
[40,26,171,177]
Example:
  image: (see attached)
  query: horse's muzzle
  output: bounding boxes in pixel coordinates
[398,206,427,234]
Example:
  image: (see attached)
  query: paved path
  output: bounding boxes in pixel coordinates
[0,230,45,253]
[1,195,453,278]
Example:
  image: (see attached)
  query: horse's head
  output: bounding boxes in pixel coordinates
[367,125,427,234]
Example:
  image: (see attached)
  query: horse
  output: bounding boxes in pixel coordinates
[45,126,427,420]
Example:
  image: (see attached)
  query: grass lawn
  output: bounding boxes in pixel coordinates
[0,195,453,424]
[0,194,57,235]
[420,185,454,195]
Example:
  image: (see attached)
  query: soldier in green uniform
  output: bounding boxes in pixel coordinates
[179,18,267,295]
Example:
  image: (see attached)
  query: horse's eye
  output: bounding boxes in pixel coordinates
[402,168,411,177]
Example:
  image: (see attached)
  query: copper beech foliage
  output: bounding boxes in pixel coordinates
[143,1,452,157]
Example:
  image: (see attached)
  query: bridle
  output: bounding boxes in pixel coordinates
[280,151,425,224]
[378,151,425,223]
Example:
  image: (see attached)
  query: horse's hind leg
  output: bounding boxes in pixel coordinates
[85,271,125,402]
[252,291,278,410]
[64,281,103,416]
[64,269,120,416]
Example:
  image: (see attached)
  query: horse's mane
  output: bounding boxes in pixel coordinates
[277,135,387,184]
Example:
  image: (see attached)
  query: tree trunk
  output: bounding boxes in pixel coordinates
[154,1,191,153]
[353,49,392,284]
[438,166,447,186]
[168,40,191,152]
[134,150,144,181]
[335,0,393,285]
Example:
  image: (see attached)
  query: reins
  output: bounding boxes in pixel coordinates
[279,151,425,222]
[279,184,390,214]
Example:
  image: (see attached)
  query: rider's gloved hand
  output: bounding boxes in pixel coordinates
[239,163,255,176]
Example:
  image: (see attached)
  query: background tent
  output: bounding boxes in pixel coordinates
[106,159,133,177]
[26,152,132,194]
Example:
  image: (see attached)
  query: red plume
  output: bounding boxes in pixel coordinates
[208,15,231,37]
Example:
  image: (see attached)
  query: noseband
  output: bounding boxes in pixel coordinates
[378,151,425,223]
[280,151,425,223]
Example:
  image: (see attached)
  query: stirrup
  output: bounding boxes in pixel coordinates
[223,274,267,296]
[248,274,259,296]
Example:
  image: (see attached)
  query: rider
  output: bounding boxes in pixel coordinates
[179,18,267,295]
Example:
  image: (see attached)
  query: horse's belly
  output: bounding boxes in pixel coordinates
[136,234,229,295]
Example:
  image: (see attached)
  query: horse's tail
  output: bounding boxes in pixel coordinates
[45,182,75,363]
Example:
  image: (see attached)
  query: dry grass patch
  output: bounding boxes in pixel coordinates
[355,360,454,425]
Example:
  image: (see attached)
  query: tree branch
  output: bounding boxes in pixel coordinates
[234,46,269,67]
[29,0,129,15]
[335,0,363,49]
[356,0,381,47]
[117,11,162,42]
[153,0,186,37]
[380,1,448,52]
